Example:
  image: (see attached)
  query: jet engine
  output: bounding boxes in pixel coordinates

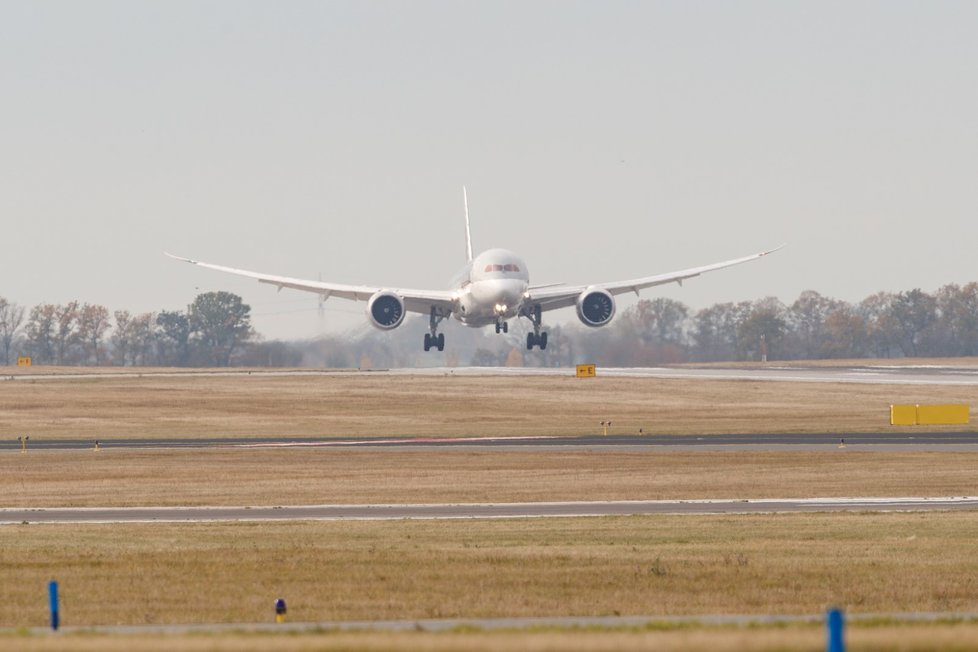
[367,291,406,330]
[576,289,616,327]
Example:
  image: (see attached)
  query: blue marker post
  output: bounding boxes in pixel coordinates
[826,607,844,652]
[48,581,59,631]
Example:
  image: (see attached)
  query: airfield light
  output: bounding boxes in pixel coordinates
[275,598,287,623]
[48,581,59,630]
[826,608,845,652]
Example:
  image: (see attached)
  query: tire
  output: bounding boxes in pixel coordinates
[539,332,548,350]
[423,334,431,352]
[526,333,536,350]
[437,333,445,351]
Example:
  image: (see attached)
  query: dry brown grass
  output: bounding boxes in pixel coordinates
[10,624,978,652]
[1,449,978,507]
[2,372,977,440]
[3,514,978,628]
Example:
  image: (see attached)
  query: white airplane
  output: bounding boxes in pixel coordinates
[167,190,780,352]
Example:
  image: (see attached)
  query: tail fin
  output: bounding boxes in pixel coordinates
[463,186,473,263]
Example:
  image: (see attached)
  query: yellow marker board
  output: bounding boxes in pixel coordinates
[576,364,596,378]
[891,404,970,426]
[917,404,969,425]
[16,356,31,367]
[890,404,918,426]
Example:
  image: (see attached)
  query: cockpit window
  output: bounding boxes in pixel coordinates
[484,263,521,273]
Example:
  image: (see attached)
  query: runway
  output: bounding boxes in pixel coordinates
[4,431,978,451]
[4,497,977,524]
[6,362,978,385]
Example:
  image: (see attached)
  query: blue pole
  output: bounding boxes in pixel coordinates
[827,608,844,652]
[48,581,59,631]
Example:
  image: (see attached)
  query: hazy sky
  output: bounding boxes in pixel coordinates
[3,2,976,340]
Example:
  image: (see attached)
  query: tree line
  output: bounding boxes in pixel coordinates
[0,292,253,367]
[2,282,978,367]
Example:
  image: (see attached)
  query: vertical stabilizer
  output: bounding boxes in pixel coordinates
[463,186,473,263]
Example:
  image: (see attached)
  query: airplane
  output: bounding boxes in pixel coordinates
[167,189,781,352]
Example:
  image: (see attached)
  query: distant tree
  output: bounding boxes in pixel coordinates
[53,301,80,365]
[690,301,750,362]
[858,292,899,358]
[24,304,58,364]
[0,297,25,365]
[129,313,157,365]
[789,291,842,359]
[624,298,690,348]
[112,310,134,365]
[820,306,869,359]
[933,283,978,356]
[76,304,111,365]
[189,292,253,366]
[888,289,936,357]
[471,347,501,366]
[504,347,524,367]
[156,310,192,366]
[736,297,788,360]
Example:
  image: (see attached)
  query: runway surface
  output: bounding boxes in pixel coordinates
[4,431,978,451]
[4,497,977,524]
[6,363,978,385]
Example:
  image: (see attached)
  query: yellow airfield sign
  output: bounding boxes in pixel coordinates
[576,364,596,378]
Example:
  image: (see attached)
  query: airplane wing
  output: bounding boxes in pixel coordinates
[165,253,456,315]
[526,246,783,312]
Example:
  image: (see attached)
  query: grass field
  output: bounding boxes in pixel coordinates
[3,366,978,649]
[2,369,977,439]
[11,624,978,652]
[1,449,977,507]
[3,514,978,626]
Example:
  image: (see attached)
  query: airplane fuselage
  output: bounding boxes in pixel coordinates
[451,248,529,327]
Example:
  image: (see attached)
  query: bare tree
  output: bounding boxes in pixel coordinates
[76,304,111,365]
[25,304,58,364]
[0,297,25,365]
[129,313,157,366]
[112,310,133,365]
[53,301,80,365]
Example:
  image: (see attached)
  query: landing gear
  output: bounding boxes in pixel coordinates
[495,321,508,334]
[524,304,547,350]
[423,332,445,352]
[424,307,447,352]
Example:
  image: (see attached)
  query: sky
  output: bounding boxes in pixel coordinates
[2,1,976,340]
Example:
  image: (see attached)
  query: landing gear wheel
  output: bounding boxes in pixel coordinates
[436,333,445,351]
[526,332,536,350]
[539,332,548,350]
[502,322,508,333]
[423,333,432,352]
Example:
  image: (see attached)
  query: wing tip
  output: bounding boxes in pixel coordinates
[164,252,197,264]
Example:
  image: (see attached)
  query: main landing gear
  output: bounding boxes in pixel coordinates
[424,307,447,352]
[524,304,548,350]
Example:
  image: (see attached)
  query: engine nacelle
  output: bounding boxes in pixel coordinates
[576,289,616,327]
[367,291,406,330]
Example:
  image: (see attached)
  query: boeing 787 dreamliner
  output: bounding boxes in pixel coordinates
[168,189,780,351]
